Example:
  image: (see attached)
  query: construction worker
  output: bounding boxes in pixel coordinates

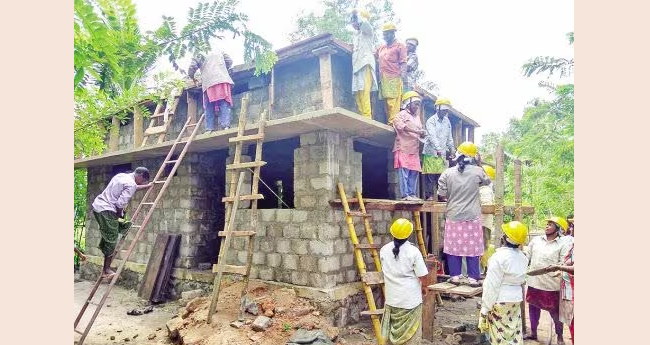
[550,239,574,343]
[380,218,428,345]
[403,38,419,92]
[188,48,234,133]
[91,167,152,280]
[437,141,491,287]
[376,22,407,125]
[421,98,455,200]
[523,216,571,345]
[480,165,496,247]
[478,221,529,345]
[393,91,425,201]
[350,8,378,119]
[565,214,574,237]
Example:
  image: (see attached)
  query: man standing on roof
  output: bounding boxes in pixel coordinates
[403,38,419,92]
[350,9,378,119]
[421,98,455,200]
[376,22,408,125]
[188,48,235,133]
[91,167,152,280]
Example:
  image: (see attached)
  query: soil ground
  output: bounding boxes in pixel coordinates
[74,278,571,345]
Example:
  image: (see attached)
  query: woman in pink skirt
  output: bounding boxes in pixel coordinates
[437,141,491,287]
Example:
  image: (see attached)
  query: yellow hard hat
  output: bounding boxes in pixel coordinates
[483,165,496,180]
[382,22,397,31]
[545,216,568,232]
[402,91,421,102]
[501,221,529,245]
[352,8,371,20]
[456,141,478,158]
[434,98,451,106]
[390,218,414,240]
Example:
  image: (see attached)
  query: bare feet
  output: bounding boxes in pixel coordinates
[523,333,538,340]
[102,269,116,281]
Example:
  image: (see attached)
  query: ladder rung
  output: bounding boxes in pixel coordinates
[226,161,267,170]
[212,264,248,275]
[221,194,264,202]
[347,211,371,218]
[186,123,198,127]
[153,180,166,184]
[218,231,256,237]
[361,272,384,285]
[74,328,84,335]
[144,126,167,136]
[142,202,155,205]
[229,133,264,143]
[360,309,384,316]
[355,243,379,250]
[87,300,101,306]
[164,160,178,164]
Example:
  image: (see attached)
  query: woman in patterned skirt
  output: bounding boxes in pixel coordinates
[478,221,529,345]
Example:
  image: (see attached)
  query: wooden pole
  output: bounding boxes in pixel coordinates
[108,116,120,152]
[493,144,505,245]
[422,257,438,341]
[133,107,143,148]
[514,159,523,222]
[268,68,275,119]
[187,91,198,124]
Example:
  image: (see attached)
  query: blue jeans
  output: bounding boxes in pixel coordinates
[203,93,232,130]
[447,255,481,280]
[398,168,419,198]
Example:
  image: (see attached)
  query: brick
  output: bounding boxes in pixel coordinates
[317,223,340,239]
[334,239,349,254]
[276,238,291,254]
[294,178,307,191]
[267,224,284,237]
[309,240,334,256]
[283,225,300,238]
[252,252,265,265]
[260,240,275,253]
[267,253,282,268]
[298,256,318,272]
[277,210,292,223]
[300,133,317,146]
[318,256,341,273]
[260,209,275,222]
[346,269,358,282]
[291,239,309,255]
[292,210,309,223]
[297,195,317,208]
[237,251,248,264]
[310,175,333,191]
[341,254,354,268]
[259,268,275,281]
[283,254,299,270]
[309,273,337,288]
[299,224,317,239]
[291,271,309,286]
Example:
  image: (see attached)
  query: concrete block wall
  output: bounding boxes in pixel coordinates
[84,151,226,269]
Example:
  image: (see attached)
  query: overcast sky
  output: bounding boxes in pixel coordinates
[133,0,574,144]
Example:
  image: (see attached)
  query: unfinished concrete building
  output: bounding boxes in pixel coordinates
[74,33,480,325]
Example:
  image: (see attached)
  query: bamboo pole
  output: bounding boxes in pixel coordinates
[514,159,523,222]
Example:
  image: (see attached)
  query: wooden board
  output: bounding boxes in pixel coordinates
[151,234,180,303]
[422,259,439,341]
[329,198,535,215]
[138,234,171,300]
[428,282,483,297]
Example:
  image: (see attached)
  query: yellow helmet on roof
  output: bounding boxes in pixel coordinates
[382,22,397,31]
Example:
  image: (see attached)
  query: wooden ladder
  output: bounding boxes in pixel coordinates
[208,95,267,323]
[74,111,206,345]
[141,89,182,147]
[336,184,428,345]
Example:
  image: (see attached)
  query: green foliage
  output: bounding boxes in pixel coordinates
[482,33,574,230]
[289,0,398,44]
[522,32,574,79]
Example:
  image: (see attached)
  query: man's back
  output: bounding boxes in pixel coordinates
[92,173,136,214]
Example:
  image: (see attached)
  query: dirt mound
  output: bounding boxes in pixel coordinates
[165,280,344,345]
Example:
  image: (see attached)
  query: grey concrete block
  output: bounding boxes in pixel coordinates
[309,240,335,256]
[267,253,282,268]
[276,238,291,254]
[318,256,341,273]
[283,254,299,270]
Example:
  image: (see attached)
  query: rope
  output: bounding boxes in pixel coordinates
[246,167,291,209]
[494,203,505,216]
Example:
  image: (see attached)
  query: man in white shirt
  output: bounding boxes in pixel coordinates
[92,167,152,279]
[523,217,571,345]
[350,8,378,119]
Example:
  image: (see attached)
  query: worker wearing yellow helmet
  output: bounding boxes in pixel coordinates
[380,218,429,345]
[421,97,455,200]
[437,140,491,287]
[479,165,496,260]
[350,8,378,119]
[393,91,426,201]
[478,221,529,344]
[375,21,408,125]
[523,215,572,344]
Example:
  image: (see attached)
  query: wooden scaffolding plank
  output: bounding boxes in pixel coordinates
[218,230,256,237]
[151,234,180,303]
[138,234,171,301]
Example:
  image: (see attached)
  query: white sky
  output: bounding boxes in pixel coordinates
[134,0,574,144]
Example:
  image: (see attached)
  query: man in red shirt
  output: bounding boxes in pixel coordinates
[376,22,407,125]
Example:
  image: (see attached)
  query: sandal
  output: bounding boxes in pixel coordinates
[447,276,462,286]
[467,278,482,288]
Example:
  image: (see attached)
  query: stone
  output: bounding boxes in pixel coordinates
[317,223,340,239]
[277,210,292,223]
[230,320,245,329]
[244,297,260,316]
[318,256,341,273]
[197,262,212,270]
[299,256,318,272]
[110,336,115,340]
[166,317,184,340]
[181,289,203,301]
[186,297,206,313]
[292,239,310,254]
[310,175,333,191]
[442,325,467,335]
[147,333,156,340]
[259,268,275,281]
[286,329,334,345]
[251,316,272,331]
[291,306,315,317]
[283,225,300,238]
[248,332,264,342]
[309,240,335,256]
[276,239,291,254]
[292,210,309,223]
[444,334,462,345]
[283,254,299,270]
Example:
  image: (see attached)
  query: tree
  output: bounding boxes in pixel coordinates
[289,0,398,44]
[481,33,574,229]
[522,32,574,80]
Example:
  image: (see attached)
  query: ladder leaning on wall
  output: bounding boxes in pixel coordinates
[207,94,268,323]
[74,91,205,345]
